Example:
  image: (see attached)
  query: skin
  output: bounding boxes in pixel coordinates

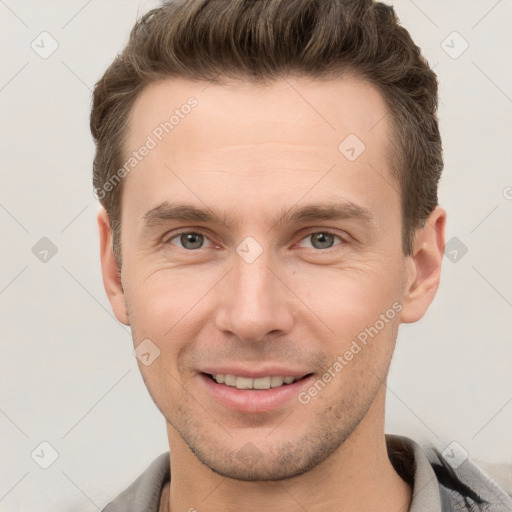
[98,75,446,512]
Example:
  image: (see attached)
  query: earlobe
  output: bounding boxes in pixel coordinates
[97,207,129,326]
[400,206,446,324]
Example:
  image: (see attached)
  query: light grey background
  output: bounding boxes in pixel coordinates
[1,1,511,510]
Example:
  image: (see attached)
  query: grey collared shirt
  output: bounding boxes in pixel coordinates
[387,434,443,511]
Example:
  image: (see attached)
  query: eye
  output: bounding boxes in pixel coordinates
[166,231,214,250]
[164,229,346,251]
[298,231,344,250]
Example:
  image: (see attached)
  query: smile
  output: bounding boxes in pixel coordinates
[209,373,301,390]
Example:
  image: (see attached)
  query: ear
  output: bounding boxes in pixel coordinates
[400,205,446,324]
[97,207,129,325]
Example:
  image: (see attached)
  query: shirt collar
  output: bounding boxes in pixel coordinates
[386,434,442,512]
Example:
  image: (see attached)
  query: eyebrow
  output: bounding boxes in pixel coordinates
[142,200,376,232]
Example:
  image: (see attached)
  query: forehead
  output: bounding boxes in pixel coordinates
[122,75,397,231]
[127,74,390,159]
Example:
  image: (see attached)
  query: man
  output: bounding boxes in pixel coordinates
[90,1,512,511]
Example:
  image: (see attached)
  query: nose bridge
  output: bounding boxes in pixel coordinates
[214,241,293,341]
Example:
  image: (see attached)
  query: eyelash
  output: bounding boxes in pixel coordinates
[163,229,347,251]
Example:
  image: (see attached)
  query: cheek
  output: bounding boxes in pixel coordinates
[125,267,219,350]
[287,259,403,374]
[292,258,399,322]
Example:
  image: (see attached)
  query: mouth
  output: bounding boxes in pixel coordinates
[205,373,310,390]
[200,371,315,413]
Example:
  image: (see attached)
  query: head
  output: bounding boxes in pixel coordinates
[92,0,445,481]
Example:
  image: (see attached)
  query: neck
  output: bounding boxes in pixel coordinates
[165,387,412,512]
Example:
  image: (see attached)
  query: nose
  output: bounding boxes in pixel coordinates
[214,248,295,343]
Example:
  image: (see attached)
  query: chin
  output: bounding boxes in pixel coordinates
[198,454,317,482]
[187,430,345,482]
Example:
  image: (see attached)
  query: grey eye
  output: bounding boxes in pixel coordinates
[298,231,343,250]
[309,232,336,249]
[178,232,205,250]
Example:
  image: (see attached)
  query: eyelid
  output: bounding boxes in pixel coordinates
[163,227,349,250]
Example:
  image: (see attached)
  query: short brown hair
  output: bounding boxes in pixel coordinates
[90,0,442,265]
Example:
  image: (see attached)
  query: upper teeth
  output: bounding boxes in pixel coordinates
[213,374,298,390]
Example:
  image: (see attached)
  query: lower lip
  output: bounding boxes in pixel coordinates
[200,373,314,413]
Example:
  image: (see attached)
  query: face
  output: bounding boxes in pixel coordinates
[99,75,442,481]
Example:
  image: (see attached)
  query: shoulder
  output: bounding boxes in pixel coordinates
[427,444,512,512]
[102,452,170,512]
[386,434,512,512]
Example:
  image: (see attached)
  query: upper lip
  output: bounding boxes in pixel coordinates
[200,366,312,379]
